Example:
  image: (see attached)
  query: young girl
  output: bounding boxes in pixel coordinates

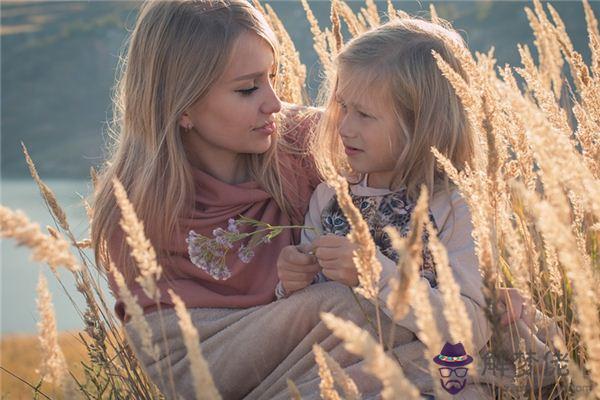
[276,17,554,398]
[278,16,489,344]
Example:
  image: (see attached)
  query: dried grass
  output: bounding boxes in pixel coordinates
[321,312,420,400]
[2,1,599,399]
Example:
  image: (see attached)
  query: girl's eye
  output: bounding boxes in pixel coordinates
[236,86,258,96]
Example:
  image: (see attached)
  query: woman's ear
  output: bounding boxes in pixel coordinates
[179,112,194,131]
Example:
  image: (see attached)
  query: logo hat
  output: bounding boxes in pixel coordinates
[433,342,473,367]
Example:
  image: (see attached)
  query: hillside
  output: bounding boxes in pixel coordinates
[1,0,598,178]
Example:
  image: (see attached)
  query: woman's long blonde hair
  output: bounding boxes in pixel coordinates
[92,0,291,282]
[312,17,475,200]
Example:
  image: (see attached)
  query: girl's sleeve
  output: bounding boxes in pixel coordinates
[376,190,492,353]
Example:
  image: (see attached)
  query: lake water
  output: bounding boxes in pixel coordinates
[0,179,112,334]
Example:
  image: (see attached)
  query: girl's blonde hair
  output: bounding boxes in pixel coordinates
[92,0,291,282]
[312,17,475,200]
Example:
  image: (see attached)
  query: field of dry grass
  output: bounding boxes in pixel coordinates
[1,0,599,399]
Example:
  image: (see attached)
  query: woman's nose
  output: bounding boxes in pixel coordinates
[260,85,282,115]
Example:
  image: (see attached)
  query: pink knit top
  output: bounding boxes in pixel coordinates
[108,113,320,322]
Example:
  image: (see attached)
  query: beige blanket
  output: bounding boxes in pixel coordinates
[125,282,507,399]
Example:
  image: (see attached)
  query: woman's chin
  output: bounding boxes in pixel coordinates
[247,136,273,154]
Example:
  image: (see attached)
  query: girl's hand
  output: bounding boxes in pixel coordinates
[312,234,359,287]
[498,287,535,329]
[277,244,321,295]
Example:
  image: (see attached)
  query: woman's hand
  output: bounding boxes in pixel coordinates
[312,234,359,287]
[277,244,321,296]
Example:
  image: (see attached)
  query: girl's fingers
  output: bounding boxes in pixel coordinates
[296,243,316,255]
[279,270,317,282]
[322,267,358,287]
[280,261,321,274]
[279,245,317,266]
[314,246,341,261]
[312,234,348,248]
[318,258,355,270]
[497,300,510,326]
[498,289,524,325]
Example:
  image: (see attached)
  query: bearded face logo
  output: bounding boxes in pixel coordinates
[433,342,473,395]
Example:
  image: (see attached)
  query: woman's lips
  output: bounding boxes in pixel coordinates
[253,121,276,135]
[344,145,363,156]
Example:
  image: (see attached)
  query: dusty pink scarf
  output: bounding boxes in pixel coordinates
[109,112,319,322]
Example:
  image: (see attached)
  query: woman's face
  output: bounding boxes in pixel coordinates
[181,31,281,181]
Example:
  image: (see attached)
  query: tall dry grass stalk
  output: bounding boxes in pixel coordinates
[112,178,162,302]
[313,344,342,400]
[108,263,159,362]
[168,289,221,400]
[0,205,79,273]
[113,177,179,396]
[22,143,70,232]
[35,273,71,391]
[383,187,447,398]
[314,344,361,400]
[322,167,381,302]
[382,187,429,321]
[334,0,363,37]
[424,217,475,356]
[320,312,420,400]
[301,0,334,78]
[410,279,448,399]
[262,3,307,104]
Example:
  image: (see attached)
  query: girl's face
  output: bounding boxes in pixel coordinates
[335,70,402,189]
[180,31,281,182]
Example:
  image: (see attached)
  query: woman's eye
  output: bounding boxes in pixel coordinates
[357,110,372,118]
[236,87,258,96]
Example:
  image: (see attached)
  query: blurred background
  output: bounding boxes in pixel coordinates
[1,0,599,335]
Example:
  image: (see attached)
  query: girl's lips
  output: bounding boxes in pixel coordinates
[253,121,276,135]
[344,145,363,156]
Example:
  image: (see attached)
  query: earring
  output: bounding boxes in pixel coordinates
[184,124,193,133]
